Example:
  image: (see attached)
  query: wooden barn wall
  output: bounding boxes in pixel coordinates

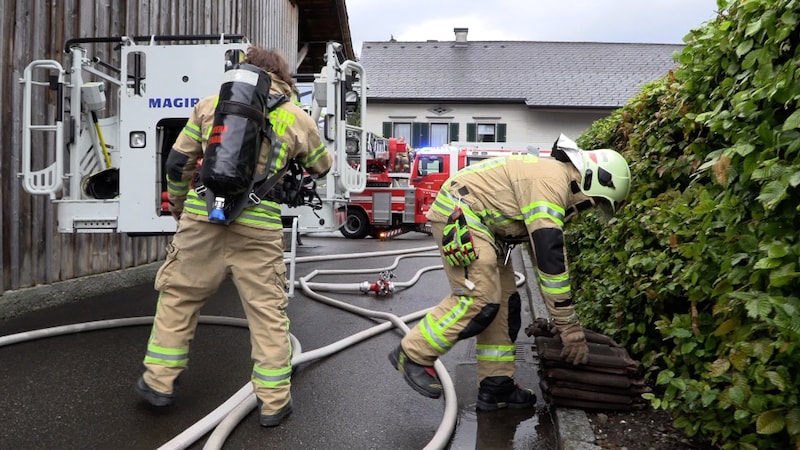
[0,0,299,293]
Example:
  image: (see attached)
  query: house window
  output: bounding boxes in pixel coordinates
[466,122,507,143]
[393,123,412,143]
[430,123,449,147]
[477,124,496,142]
[383,121,460,148]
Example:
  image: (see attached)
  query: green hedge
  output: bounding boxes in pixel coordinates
[567,1,800,448]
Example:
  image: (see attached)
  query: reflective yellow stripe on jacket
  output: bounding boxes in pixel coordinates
[538,271,571,295]
[183,96,293,229]
[429,190,492,239]
[522,201,565,228]
[303,142,328,167]
[183,192,284,229]
[520,200,570,295]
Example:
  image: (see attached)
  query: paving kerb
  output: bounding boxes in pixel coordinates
[1,245,601,449]
[0,262,162,320]
[518,246,601,450]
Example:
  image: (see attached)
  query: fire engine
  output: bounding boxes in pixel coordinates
[340,137,437,240]
[19,34,370,237]
[411,142,551,192]
[339,141,551,240]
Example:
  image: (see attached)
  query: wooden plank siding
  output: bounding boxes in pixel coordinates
[0,0,300,293]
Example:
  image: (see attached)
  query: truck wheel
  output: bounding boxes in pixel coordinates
[340,209,370,239]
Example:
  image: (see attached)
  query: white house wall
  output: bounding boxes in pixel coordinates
[364,102,610,149]
[525,109,610,146]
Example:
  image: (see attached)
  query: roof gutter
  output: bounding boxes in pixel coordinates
[366,97,527,104]
[334,0,355,59]
[524,103,620,110]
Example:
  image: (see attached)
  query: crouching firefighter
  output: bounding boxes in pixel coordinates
[388,134,631,411]
[135,47,332,428]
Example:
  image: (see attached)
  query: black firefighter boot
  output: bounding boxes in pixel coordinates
[476,375,536,412]
[135,375,175,407]
[388,345,443,399]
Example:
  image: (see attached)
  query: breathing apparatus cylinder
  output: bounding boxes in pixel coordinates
[199,63,272,223]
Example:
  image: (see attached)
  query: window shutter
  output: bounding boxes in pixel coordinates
[412,122,430,148]
[382,122,392,138]
[449,123,459,142]
[466,123,476,142]
[497,123,507,142]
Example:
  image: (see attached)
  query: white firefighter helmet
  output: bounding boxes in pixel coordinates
[552,134,631,212]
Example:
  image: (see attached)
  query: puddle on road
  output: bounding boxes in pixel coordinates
[447,360,558,449]
[448,406,557,450]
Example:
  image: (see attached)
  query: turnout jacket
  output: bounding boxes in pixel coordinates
[426,154,591,324]
[165,74,332,230]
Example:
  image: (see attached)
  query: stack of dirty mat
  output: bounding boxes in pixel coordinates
[525,318,650,411]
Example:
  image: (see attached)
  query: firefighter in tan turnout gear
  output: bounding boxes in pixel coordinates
[389,134,631,410]
[135,47,332,428]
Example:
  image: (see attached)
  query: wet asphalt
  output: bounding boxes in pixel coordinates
[0,232,563,450]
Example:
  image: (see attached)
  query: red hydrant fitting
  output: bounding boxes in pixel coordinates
[359,270,396,296]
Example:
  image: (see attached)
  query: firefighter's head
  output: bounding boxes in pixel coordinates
[578,148,631,214]
[552,134,631,215]
[244,47,293,86]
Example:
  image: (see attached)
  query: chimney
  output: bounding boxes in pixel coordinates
[454,27,468,45]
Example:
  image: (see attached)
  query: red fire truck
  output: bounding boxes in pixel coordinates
[339,142,550,239]
[340,137,436,239]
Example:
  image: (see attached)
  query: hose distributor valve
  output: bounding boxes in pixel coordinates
[359,270,396,296]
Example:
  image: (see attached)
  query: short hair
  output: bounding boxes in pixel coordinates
[244,46,293,86]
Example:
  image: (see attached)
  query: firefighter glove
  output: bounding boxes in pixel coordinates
[442,208,477,267]
[557,322,589,365]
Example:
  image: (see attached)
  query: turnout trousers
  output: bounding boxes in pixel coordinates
[142,216,292,414]
[401,221,521,383]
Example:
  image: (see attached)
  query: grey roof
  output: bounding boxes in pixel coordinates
[359,40,683,108]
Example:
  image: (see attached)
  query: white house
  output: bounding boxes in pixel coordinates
[358,28,682,149]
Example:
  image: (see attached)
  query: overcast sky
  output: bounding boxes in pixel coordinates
[346,0,721,55]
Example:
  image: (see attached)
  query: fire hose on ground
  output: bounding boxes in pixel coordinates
[0,244,527,450]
